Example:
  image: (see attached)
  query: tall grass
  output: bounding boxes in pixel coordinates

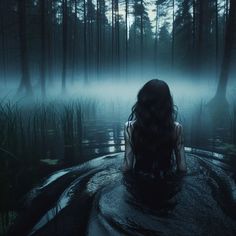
[0,100,88,234]
[231,103,236,145]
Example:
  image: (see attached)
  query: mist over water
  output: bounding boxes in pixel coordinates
[0,73,229,111]
[1,73,235,137]
[1,72,235,145]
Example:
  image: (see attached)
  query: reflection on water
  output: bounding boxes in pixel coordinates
[77,121,232,173]
[8,148,236,236]
[39,170,70,189]
[81,121,125,158]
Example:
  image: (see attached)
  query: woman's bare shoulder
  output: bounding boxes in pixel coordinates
[173,122,184,140]
[174,121,183,131]
[124,121,135,130]
[174,121,182,127]
[124,121,135,140]
[125,120,135,126]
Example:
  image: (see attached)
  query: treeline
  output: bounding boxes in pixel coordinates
[0,0,233,94]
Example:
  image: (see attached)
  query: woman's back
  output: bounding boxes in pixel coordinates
[123,79,187,179]
[123,120,187,178]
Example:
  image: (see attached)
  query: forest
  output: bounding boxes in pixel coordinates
[0,0,235,95]
[0,0,236,235]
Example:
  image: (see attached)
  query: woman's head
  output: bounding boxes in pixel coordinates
[136,79,174,125]
[128,79,177,173]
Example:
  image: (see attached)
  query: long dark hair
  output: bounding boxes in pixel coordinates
[127,79,177,175]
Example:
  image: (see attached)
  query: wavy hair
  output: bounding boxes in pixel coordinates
[127,79,177,175]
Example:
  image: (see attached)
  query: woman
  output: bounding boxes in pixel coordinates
[123,79,187,178]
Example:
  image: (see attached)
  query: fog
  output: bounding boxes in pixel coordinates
[1,72,235,120]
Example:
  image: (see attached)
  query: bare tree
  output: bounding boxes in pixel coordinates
[96,0,100,78]
[171,0,175,69]
[140,0,144,72]
[214,0,236,99]
[40,0,46,96]
[125,0,129,77]
[17,0,32,94]
[115,0,120,77]
[192,0,196,72]
[215,0,219,73]
[0,0,6,84]
[72,0,79,82]
[83,0,88,82]
[47,0,53,83]
[154,2,159,75]
[112,0,114,70]
[208,0,236,124]
[62,0,68,91]
[197,0,204,72]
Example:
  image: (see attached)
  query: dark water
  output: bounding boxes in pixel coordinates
[8,148,236,236]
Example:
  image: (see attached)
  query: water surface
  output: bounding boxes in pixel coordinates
[8,148,236,236]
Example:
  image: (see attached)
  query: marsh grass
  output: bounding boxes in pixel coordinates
[0,100,88,234]
[231,103,236,145]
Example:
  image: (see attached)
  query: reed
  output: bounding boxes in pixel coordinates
[0,100,87,233]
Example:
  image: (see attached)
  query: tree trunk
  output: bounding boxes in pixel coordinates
[154,3,158,75]
[215,0,219,74]
[40,0,46,96]
[171,0,175,69]
[115,0,120,77]
[17,0,32,94]
[100,0,105,77]
[225,0,229,20]
[197,0,204,72]
[87,0,93,78]
[0,0,6,84]
[125,0,128,77]
[96,0,100,79]
[72,0,78,83]
[207,0,236,127]
[62,0,68,91]
[140,0,144,74]
[192,0,196,72]
[47,0,53,83]
[83,0,88,82]
[215,0,235,98]
[112,0,114,72]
